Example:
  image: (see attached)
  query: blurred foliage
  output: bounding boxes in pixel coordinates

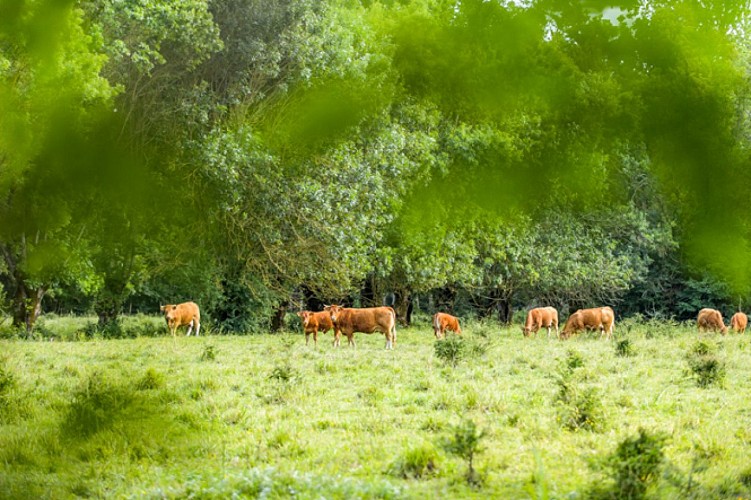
[2,0,751,330]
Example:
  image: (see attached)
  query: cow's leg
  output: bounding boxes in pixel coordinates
[186,320,194,336]
[348,333,355,348]
[546,324,552,338]
[305,332,310,345]
[313,330,318,347]
[195,320,200,336]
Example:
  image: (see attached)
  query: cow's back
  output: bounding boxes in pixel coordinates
[339,307,394,334]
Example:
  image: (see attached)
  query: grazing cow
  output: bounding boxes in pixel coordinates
[561,306,615,340]
[296,310,334,346]
[324,305,397,349]
[433,312,462,339]
[160,302,201,338]
[522,307,559,339]
[697,308,727,335]
[730,312,747,334]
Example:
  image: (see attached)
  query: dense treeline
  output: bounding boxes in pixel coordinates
[1,0,751,334]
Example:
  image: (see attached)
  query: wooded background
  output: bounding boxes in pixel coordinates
[2,0,751,334]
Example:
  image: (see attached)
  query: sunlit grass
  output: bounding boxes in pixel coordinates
[0,317,750,497]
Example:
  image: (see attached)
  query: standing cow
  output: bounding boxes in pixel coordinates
[297,310,334,346]
[730,312,748,334]
[324,305,397,349]
[160,302,201,338]
[697,308,727,335]
[561,306,614,340]
[522,307,559,339]
[433,312,462,339]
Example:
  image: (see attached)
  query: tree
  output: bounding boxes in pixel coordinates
[0,0,115,332]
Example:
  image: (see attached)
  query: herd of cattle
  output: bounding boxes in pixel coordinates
[158,301,747,348]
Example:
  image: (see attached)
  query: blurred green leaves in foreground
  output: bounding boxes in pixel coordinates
[2,0,751,331]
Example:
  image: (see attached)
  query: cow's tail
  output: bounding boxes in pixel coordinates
[433,314,440,332]
[388,306,397,347]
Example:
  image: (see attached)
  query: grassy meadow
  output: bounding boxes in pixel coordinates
[1,315,751,498]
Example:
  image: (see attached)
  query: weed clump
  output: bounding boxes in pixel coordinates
[135,368,165,391]
[200,344,217,361]
[434,335,465,366]
[388,445,439,479]
[686,341,725,388]
[615,338,635,357]
[62,373,133,438]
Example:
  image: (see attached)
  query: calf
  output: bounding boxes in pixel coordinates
[296,310,334,346]
[324,305,397,349]
[561,306,614,340]
[160,302,201,338]
[730,312,748,334]
[522,307,559,338]
[697,308,727,334]
[433,312,462,339]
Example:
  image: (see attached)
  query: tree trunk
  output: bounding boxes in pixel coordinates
[12,281,47,334]
[360,275,377,308]
[270,303,287,332]
[393,289,412,326]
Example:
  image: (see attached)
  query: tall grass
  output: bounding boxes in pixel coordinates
[0,316,749,497]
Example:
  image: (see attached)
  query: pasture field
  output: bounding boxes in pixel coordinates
[1,317,751,499]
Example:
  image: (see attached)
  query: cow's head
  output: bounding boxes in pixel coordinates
[324,304,342,323]
[521,326,531,337]
[160,304,178,326]
[297,311,311,326]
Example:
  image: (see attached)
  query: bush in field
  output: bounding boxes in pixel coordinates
[63,373,133,438]
[555,351,604,432]
[594,428,668,499]
[135,368,165,391]
[615,339,635,357]
[440,419,486,487]
[200,344,216,361]
[388,445,439,479]
[434,335,465,367]
[686,341,725,388]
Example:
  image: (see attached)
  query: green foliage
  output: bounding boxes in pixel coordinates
[686,342,726,388]
[440,419,486,487]
[434,335,465,367]
[555,350,604,432]
[62,372,133,439]
[200,344,216,362]
[388,445,439,479]
[593,429,668,499]
[615,339,635,358]
[135,368,164,391]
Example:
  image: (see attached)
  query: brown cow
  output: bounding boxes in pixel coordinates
[433,312,462,339]
[160,302,201,338]
[522,307,559,339]
[296,310,334,346]
[324,305,396,349]
[697,308,727,335]
[730,312,747,334]
[561,306,615,340]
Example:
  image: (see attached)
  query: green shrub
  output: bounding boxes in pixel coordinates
[388,445,439,479]
[606,428,667,499]
[440,419,486,487]
[269,363,298,383]
[434,335,465,367]
[686,341,725,388]
[200,344,217,362]
[135,368,165,391]
[615,339,635,357]
[555,352,604,432]
[62,373,133,438]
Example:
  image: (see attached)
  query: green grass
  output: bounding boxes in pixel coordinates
[1,318,750,498]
